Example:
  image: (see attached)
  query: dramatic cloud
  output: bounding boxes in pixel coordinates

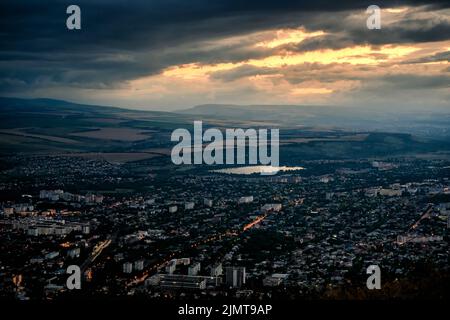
[0,0,449,110]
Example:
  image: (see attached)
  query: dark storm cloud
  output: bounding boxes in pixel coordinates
[286,21,450,53]
[351,73,450,106]
[403,50,450,63]
[0,0,449,93]
[210,64,279,82]
[283,12,450,53]
[284,34,355,52]
[347,18,450,45]
[378,74,450,89]
[209,62,357,84]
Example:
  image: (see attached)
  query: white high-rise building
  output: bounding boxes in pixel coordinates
[238,196,253,204]
[123,262,133,274]
[185,202,195,210]
[261,203,282,212]
[134,260,144,271]
[225,267,246,288]
[169,206,178,213]
[82,225,90,234]
[166,260,177,274]
[210,263,223,276]
[204,198,213,207]
[188,262,201,276]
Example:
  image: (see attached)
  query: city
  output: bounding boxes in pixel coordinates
[1,154,449,300]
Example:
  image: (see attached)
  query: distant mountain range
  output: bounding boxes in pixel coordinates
[0,97,449,157]
[179,103,450,136]
[0,97,163,115]
[1,97,449,137]
[179,103,377,125]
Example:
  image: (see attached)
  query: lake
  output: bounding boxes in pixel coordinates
[211,165,305,175]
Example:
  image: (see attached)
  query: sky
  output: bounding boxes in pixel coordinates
[0,0,449,111]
